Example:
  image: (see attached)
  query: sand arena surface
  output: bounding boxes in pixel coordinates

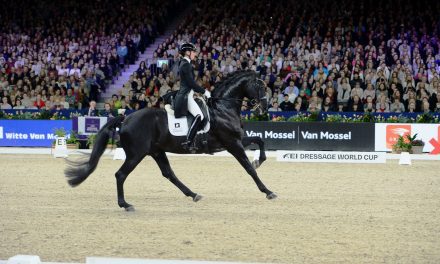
[0,154,439,263]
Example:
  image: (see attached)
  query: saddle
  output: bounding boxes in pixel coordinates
[162,91,210,137]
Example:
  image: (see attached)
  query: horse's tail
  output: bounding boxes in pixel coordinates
[65,115,125,187]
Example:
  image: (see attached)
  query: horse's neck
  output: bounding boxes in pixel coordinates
[211,73,254,118]
[220,79,248,99]
[214,93,244,116]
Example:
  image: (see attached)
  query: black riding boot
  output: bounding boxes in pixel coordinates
[182,115,202,151]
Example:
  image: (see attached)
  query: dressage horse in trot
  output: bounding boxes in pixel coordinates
[65,70,277,211]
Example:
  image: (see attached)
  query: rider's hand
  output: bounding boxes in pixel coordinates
[204,90,211,98]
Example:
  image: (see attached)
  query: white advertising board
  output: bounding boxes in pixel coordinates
[374,123,440,153]
[277,151,386,163]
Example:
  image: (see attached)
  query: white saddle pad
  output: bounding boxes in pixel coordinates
[165,104,210,136]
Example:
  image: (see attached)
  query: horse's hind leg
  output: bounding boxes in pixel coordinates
[227,140,276,200]
[151,151,202,202]
[115,157,143,211]
[242,136,267,169]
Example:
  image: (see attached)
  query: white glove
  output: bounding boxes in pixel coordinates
[203,90,211,98]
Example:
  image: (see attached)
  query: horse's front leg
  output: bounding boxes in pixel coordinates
[226,140,277,199]
[242,136,267,169]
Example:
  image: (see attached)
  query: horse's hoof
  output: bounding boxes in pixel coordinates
[193,194,203,202]
[252,160,260,169]
[125,205,135,211]
[266,193,277,200]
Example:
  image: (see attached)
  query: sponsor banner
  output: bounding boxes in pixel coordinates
[375,123,440,154]
[0,120,71,147]
[243,122,375,151]
[277,150,386,163]
[75,116,108,135]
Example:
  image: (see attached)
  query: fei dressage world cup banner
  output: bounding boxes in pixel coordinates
[243,122,375,151]
[277,150,386,163]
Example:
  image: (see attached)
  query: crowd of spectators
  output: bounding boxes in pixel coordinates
[116,0,440,114]
[1,0,440,115]
[0,0,179,112]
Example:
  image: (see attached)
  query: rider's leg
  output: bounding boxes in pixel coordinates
[187,90,204,120]
[182,114,202,148]
[182,91,204,149]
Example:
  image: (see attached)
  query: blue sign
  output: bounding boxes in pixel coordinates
[0,120,72,147]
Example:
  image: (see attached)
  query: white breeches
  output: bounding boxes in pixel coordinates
[187,90,204,120]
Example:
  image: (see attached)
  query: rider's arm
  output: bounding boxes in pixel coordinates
[180,62,206,94]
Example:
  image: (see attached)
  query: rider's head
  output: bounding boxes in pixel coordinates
[179,42,198,61]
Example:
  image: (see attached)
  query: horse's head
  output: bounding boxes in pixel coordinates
[212,70,268,115]
[244,77,268,116]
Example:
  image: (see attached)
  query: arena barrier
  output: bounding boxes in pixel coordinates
[1,120,440,155]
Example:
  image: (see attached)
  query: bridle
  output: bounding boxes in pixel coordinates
[249,78,267,113]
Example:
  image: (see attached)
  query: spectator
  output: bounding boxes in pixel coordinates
[364,101,376,113]
[65,89,77,109]
[86,100,98,116]
[279,94,294,111]
[33,94,46,109]
[351,82,364,99]
[100,103,115,117]
[337,103,345,112]
[241,100,249,111]
[363,83,376,102]
[293,96,308,111]
[390,97,405,113]
[111,94,122,109]
[13,99,25,109]
[283,81,299,100]
[321,97,336,112]
[118,40,129,68]
[120,99,132,111]
[1,97,12,109]
[268,102,282,112]
[429,92,440,111]
[337,78,351,106]
[307,101,320,112]
[420,98,431,113]
[348,95,364,112]
[407,100,417,113]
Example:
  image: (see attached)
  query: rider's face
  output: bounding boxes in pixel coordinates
[189,51,198,61]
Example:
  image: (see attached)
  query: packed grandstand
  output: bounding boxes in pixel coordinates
[1,0,439,116]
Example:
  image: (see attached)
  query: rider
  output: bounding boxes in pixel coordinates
[174,42,211,149]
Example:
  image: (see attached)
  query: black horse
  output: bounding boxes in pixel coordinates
[65,70,277,211]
